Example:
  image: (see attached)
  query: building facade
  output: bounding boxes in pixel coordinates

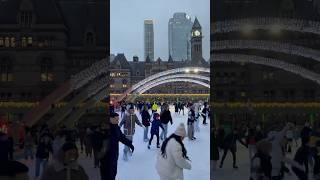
[144,20,154,61]
[0,0,107,125]
[212,0,320,128]
[111,18,209,101]
[168,12,193,61]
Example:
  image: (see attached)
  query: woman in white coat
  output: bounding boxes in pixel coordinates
[156,123,191,180]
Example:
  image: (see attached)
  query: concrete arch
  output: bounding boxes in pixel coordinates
[213,17,320,35]
[213,54,320,84]
[117,67,210,101]
[138,78,210,94]
[134,74,210,93]
[213,40,320,62]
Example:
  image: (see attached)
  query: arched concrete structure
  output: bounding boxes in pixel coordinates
[213,17,320,35]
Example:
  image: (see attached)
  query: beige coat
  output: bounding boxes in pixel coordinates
[156,138,191,180]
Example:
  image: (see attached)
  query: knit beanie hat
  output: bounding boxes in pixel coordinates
[174,123,187,137]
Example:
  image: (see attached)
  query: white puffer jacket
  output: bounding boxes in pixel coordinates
[156,138,191,180]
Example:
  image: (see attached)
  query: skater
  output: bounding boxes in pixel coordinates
[201,102,208,125]
[35,132,53,178]
[24,129,34,160]
[84,128,93,158]
[0,160,29,180]
[152,102,158,113]
[194,103,200,132]
[187,105,196,140]
[0,132,10,161]
[141,105,151,142]
[174,103,179,114]
[160,104,173,140]
[314,141,320,180]
[246,128,258,166]
[291,143,310,180]
[211,126,219,172]
[100,112,134,180]
[52,131,66,160]
[40,142,89,180]
[119,106,143,161]
[148,113,164,149]
[156,123,191,180]
[219,128,247,169]
[250,140,272,180]
[92,127,103,168]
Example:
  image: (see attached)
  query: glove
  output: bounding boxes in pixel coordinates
[129,144,134,153]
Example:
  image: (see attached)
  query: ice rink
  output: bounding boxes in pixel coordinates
[22,106,210,180]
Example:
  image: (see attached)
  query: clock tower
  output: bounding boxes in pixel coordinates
[191,17,203,63]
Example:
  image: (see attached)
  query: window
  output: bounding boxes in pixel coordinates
[20,11,33,27]
[122,84,127,88]
[110,72,115,77]
[86,32,94,45]
[22,37,27,47]
[40,58,53,82]
[27,37,32,47]
[4,37,9,47]
[0,38,3,47]
[10,37,15,47]
[0,58,13,82]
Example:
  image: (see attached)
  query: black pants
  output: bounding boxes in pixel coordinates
[292,167,308,180]
[149,132,160,145]
[220,148,236,166]
[100,163,117,180]
[202,114,207,124]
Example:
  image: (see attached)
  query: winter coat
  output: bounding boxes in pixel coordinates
[156,138,191,180]
[0,134,9,161]
[251,151,272,180]
[100,124,132,179]
[141,110,151,127]
[120,113,142,136]
[222,133,246,151]
[187,110,195,125]
[40,161,89,180]
[36,142,53,159]
[92,131,103,150]
[152,104,158,111]
[151,119,164,135]
[160,110,173,125]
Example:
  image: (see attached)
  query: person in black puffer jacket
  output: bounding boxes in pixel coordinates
[100,112,134,180]
[35,133,53,178]
[141,105,151,142]
[160,104,173,140]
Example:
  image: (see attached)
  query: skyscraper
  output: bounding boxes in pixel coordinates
[168,12,193,61]
[144,20,154,61]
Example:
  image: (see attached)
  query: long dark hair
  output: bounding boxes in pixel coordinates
[160,134,190,161]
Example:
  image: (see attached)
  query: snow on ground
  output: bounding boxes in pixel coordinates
[22,106,210,180]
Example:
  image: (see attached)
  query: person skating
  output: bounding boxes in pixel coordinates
[156,123,191,180]
[24,129,34,160]
[100,112,134,180]
[250,140,272,180]
[187,105,196,140]
[314,141,320,180]
[35,132,53,178]
[40,142,89,180]
[119,105,143,161]
[201,103,208,125]
[211,126,219,172]
[148,113,164,149]
[0,132,10,161]
[291,143,310,180]
[152,102,158,113]
[92,127,103,168]
[141,105,151,142]
[84,128,93,158]
[160,104,173,140]
[219,128,247,169]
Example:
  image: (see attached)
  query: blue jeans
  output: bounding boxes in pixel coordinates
[35,158,48,177]
[24,147,34,160]
[160,124,168,140]
[143,126,149,141]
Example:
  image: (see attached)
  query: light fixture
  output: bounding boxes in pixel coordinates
[185,69,190,73]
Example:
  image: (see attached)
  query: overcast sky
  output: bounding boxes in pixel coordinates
[110,0,210,61]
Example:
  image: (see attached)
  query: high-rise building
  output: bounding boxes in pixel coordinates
[168,13,193,61]
[144,20,154,61]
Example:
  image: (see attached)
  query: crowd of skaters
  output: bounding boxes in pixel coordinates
[0,99,210,180]
[211,121,320,180]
